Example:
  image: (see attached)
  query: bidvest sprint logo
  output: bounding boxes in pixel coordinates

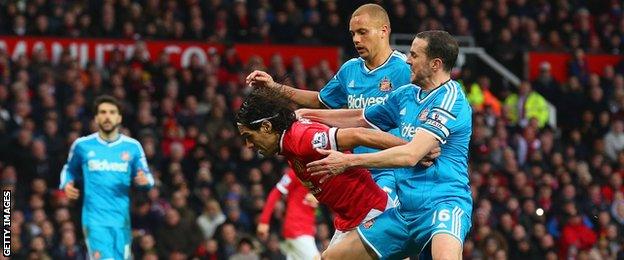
[88,159,129,172]
[347,94,388,109]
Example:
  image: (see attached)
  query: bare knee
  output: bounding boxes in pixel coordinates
[431,234,462,260]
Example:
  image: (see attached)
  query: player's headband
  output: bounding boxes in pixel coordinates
[240,113,279,125]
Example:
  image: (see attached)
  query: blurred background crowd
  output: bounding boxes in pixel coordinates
[0,0,623,259]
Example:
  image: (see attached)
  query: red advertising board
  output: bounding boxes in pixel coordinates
[527,52,623,83]
[0,36,340,70]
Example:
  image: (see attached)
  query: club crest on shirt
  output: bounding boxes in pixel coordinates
[419,108,429,122]
[379,78,392,92]
[363,219,375,229]
[121,151,131,161]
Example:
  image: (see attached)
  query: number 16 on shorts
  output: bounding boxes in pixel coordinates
[430,206,469,243]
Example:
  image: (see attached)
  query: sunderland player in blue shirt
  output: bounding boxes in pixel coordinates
[60,95,154,260]
[246,4,438,205]
[300,31,472,260]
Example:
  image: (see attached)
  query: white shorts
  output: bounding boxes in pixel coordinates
[281,235,319,260]
[327,195,394,248]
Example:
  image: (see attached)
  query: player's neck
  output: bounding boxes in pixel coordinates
[98,130,120,143]
[421,73,451,91]
[365,47,393,70]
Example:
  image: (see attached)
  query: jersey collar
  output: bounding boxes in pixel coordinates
[360,50,399,74]
[415,79,453,104]
[95,132,124,147]
[278,130,286,154]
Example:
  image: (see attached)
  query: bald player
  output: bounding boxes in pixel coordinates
[246,3,439,207]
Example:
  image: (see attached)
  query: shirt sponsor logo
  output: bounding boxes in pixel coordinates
[347,94,388,109]
[87,159,129,172]
[400,122,418,138]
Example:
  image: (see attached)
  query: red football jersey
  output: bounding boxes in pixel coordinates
[279,120,389,231]
[259,169,317,238]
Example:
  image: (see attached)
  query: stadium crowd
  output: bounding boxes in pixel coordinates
[0,0,623,259]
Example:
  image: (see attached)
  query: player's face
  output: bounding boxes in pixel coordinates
[95,102,122,134]
[349,14,386,60]
[237,124,279,156]
[406,38,434,86]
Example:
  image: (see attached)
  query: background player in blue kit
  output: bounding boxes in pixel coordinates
[246,4,438,205]
[300,31,472,260]
[60,95,154,260]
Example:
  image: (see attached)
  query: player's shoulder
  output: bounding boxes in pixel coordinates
[72,133,98,148]
[338,57,361,71]
[120,135,143,149]
[395,83,418,93]
[389,50,408,63]
[433,80,468,111]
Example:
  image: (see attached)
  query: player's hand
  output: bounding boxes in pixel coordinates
[134,170,149,186]
[303,193,319,208]
[418,146,441,167]
[257,223,270,241]
[64,181,80,200]
[307,149,352,181]
[246,70,276,88]
[295,109,310,120]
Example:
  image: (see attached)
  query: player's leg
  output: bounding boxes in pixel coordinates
[112,227,132,260]
[417,202,472,260]
[371,169,399,206]
[322,230,376,260]
[83,226,115,260]
[323,207,411,259]
[290,235,320,260]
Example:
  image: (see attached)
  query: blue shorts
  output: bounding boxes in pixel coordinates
[370,169,399,206]
[84,225,132,260]
[357,200,472,259]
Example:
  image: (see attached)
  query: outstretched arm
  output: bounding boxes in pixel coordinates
[308,129,439,175]
[335,127,407,151]
[296,109,369,128]
[246,70,325,108]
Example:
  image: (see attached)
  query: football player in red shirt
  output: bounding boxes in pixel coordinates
[236,87,406,248]
[258,168,320,259]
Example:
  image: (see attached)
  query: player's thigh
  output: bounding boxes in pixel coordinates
[112,227,132,260]
[84,226,115,259]
[417,202,471,260]
[322,230,375,260]
[356,207,412,259]
[290,235,319,260]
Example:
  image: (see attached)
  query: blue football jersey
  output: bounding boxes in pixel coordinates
[364,80,472,211]
[318,50,411,157]
[59,133,154,228]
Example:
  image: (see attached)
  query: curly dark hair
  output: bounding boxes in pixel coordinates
[236,87,297,132]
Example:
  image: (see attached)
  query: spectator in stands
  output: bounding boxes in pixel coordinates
[197,199,227,240]
[504,81,550,128]
[604,120,624,161]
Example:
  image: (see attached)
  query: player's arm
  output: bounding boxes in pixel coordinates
[336,127,407,151]
[296,109,369,128]
[133,143,155,189]
[258,173,292,240]
[246,70,324,108]
[309,130,438,175]
[59,140,82,199]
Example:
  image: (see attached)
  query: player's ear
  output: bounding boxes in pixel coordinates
[260,120,273,133]
[431,58,443,71]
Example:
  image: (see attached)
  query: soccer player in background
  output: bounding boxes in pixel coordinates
[300,31,472,260]
[258,169,319,259]
[246,3,437,206]
[59,95,155,260]
[236,87,407,248]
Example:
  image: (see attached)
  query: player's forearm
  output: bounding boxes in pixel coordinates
[337,128,407,151]
[271,82,323,108]
[348,131,438,168]
[259,188,282,224]
[299,109,367,128]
